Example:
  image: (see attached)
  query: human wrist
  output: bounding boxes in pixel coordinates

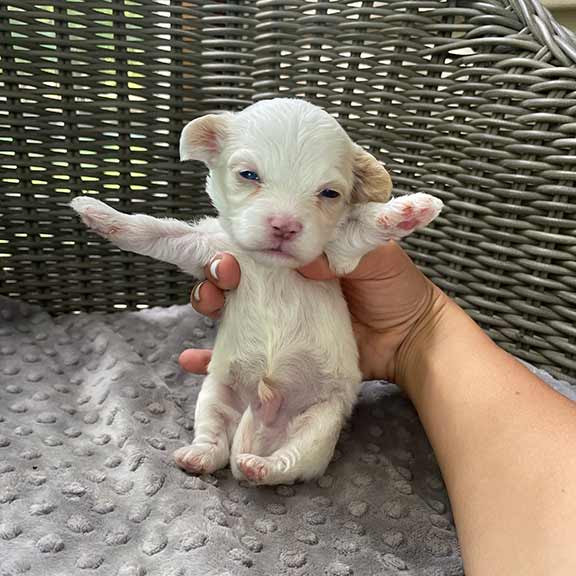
[394,283,505,405]
[393,283,456,399]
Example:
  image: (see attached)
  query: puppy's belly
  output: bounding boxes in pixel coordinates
[208,258,361,436]
[227,352,334,416]
[212,300,360,416]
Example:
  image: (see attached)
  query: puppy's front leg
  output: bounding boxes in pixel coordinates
[326,192,443,275]
[70,197,217,276]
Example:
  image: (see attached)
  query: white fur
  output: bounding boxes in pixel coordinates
[70,98,442,485]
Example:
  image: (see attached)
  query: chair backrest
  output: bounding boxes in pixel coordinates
[1,0,575,382]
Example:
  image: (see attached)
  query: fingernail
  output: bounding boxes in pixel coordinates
[192,282,204,302]
[209,258,221,281]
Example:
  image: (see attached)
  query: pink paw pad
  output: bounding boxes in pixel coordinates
[174,445,220,475]
[398,211,433,230]
[398,217,419,231]
[237,454,269,483]
[396,198,441,231]
[80,212,117,236]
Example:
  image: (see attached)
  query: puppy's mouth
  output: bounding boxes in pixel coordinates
[259,247,296,259]
[250,241,299,262]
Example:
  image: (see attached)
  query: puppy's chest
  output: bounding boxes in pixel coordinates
[212,258,359,385]
[221,259,348,348]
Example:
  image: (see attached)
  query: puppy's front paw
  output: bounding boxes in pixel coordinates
[377,193,443,239]
[174,442,228,475]
[324,193,443,275]
[70,196,123,238]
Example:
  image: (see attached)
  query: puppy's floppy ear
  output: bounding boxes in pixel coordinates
[351,145,392,203]
[180,113,232,166]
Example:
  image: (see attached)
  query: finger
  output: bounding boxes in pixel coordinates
[190,281,225,318]
[179,348,212,374]
[204,252,241,290]
[297,254,337,280]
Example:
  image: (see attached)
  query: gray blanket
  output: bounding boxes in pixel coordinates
[1,296,574,576]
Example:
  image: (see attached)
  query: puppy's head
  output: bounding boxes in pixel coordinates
[180,98,391,267]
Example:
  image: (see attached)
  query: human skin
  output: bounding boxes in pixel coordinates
[180,243,576,576]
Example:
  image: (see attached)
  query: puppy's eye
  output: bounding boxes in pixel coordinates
[319,188,340,199]
[239,170,260,182]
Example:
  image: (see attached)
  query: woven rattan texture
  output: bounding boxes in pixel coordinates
[1,0,575,381]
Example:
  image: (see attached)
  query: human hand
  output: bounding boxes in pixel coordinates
[178,243,446,385]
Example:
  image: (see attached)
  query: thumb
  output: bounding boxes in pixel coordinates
[179,349,212,374]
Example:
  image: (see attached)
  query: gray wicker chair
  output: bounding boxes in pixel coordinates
[1,0,575,382]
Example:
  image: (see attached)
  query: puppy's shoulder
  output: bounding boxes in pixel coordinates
[192,216,235,252]
[191,215,223,234]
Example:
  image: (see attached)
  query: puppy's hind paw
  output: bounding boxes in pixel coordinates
[235,453,293,486]
[174,443,227,475]
[70,196,123,238]
[235,453,272,484]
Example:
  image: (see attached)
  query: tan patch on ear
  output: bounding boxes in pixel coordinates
[180,113,231,165]
[352,146,392,203]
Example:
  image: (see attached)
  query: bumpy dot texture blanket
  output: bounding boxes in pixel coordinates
[1,296,574,576]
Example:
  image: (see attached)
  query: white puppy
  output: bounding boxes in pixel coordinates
[71,98,442,485]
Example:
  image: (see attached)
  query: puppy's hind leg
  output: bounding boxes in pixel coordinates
[174,373,241,475]
[229,383,286,482]
[235,398,346,485]
[229,407,257,480]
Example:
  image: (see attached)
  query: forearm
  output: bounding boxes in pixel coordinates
[398,291,576,575]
